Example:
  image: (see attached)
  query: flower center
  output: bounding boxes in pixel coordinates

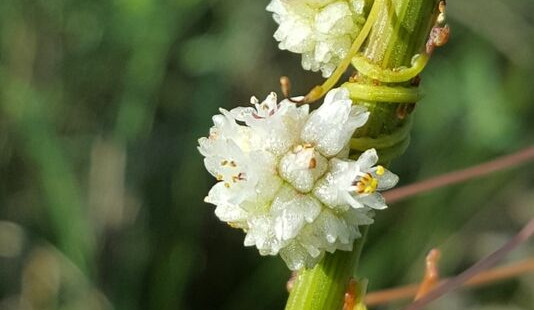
[354,173,378,194]
[218,160,247,188]
[278,144,327,193]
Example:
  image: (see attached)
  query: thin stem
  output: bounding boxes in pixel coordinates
[402,218,534,310]
[384,146,534,203]
[342,83,421,103]
[365,257,534,306]
[351,53,429,83]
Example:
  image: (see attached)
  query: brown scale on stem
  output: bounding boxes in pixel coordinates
[396,103,416,119]
[286,271,298,293]
[342,278,358,310]
[414,248,441,300]
[426,1,450,54]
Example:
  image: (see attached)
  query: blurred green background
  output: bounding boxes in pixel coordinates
[0,0,533,309]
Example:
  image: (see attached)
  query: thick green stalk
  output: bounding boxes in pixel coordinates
[285,227,369,310]
[284,1,439,309]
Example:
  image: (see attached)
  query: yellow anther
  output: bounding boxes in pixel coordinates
[231,173,246,183]
[363,178,379,194]
[376,165,385,176]
[216,174,224,181]
[224,182,231,188]
[228,222,241,229]
[356,174,379,194]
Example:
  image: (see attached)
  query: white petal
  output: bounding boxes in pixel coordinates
[312,158,358,209]
[271,186,322,241]
[301,88,368,157]
[279,242,308,271]
[204,182,231,206]
[355,148,379,170]
[343,207,374,226]
[245,216,283,255]
[375,169,399,190]
[229,106,255,122]
[214,204,248,225]
[315,2,353,35]
[278,147,328,193]
[359,193,388,210]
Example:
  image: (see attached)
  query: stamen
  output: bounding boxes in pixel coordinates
[280,76,292,99]
[309,157,317,169]
[232,173,246,183]
[228,222,241,229]
[354,173,379,194]
[376,165,385,176]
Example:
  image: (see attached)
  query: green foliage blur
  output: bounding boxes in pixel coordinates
[0,0,533,309]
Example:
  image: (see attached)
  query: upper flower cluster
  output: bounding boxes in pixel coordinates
[198,88,398,270]
[267,0,367,77]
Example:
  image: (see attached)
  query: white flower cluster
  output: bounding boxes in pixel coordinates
[267,0,368,77]
[198,88,398,270]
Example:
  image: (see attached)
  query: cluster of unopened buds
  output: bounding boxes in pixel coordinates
[198,88,398,270]
[267,0,369,77]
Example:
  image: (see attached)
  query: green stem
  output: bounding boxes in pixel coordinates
[342,82,421,103]
[284,1,439,309]
[358,0,438,137]
[285,227,369,310]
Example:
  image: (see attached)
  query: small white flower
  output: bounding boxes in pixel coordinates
[301,88,369,157]
[267,0,367,77]
[313,149,399,210]
[199,87,398,270]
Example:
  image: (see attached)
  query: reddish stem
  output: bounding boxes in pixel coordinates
[365,257,534,306]
[401,218,534,310]
[384,146,534,203]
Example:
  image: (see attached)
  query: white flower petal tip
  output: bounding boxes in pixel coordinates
[199,89,397,270]
[301,87,369,157]
[267,0,367,77]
